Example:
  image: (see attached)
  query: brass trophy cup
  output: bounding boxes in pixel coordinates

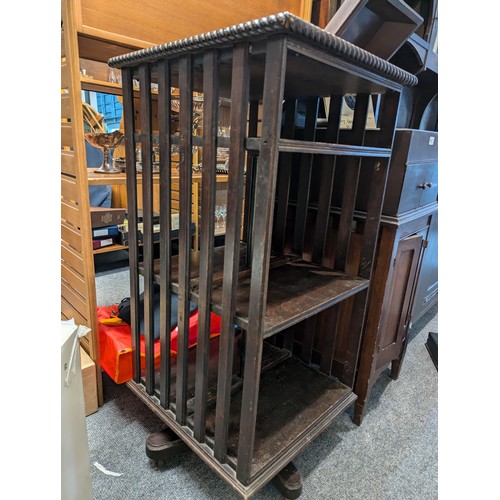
[84,130,125,174]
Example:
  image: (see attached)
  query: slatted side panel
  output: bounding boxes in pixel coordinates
[334,91,401,387]
[274,91,398,390]
[61,0,102,404]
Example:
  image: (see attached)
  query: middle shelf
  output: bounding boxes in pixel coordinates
[140,245,369,338]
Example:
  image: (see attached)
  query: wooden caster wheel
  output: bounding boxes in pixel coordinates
[146,427,189,465]
[271,461,302,499]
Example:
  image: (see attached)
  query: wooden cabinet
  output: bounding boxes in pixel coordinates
[353,128,438,425]
[61,0,314,409]
[113,11,416,497]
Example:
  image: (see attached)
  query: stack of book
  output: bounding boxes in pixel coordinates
[90,207,127,250]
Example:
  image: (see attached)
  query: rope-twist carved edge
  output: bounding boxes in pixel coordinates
[108,12,418,87]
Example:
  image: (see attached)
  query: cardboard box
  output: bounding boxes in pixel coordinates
[90,207,126,228]
[80,347,98,416]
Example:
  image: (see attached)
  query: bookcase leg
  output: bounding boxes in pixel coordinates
[145,427,189,467]
[272,461,303,499]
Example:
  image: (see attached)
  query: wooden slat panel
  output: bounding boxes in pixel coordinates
[61,243,84,277]
[62,261,87,297]
[61,280,88,321]
[61,151,77,176]
[61,123,74,149]
[61,221,82,253]
[61,93,72,119]
[61,199,81,228]
[62,0,102,407]
[61,175,79,202]
[61,297,87,326]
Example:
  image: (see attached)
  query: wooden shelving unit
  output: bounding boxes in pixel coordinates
[114,11,417,498]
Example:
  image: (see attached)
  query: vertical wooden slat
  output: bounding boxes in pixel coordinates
[312,95,342,263]
[358,91,400,279]
[193,49,219,441]
[292,97,320,256]
[272,98,296,254]
[319,304,340,375]
[122,67,141,382]
[176,54,194,425]
[158,59,172,408]
[242,99,259,260]
[214,42,250,462]
[139,63,155,394]
[334,93,369,272]
[236,36,287,485]
[299,316,317,364]
[336,288,368,387]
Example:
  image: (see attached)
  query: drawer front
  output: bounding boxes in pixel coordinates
[398,162,438,213]
[406,130,438,162]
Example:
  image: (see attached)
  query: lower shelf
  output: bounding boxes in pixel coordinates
[128,353,355,491]
[203,357,355,480]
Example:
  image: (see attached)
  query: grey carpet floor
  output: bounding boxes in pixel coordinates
[88,267,438,500]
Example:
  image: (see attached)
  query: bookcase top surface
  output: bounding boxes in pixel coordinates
[108,11,417,87]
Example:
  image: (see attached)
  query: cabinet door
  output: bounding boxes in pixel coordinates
[376,234,423,369]
[411,210,438,323]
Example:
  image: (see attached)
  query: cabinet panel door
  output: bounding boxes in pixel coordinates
[416,163,438,208]
[377,234,422,368]
[411,210,438,322]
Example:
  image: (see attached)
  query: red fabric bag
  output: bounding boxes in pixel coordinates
[97,304,222,384]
